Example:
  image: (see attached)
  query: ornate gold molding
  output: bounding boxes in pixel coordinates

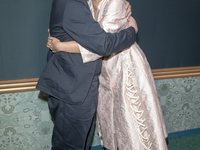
[0,66,200,94]
[0,78,38,94]
[152,66,200,80]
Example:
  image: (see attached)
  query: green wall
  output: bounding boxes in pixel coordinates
[130,0,200,69]
[0,0,52,80]
[0,0,200,80]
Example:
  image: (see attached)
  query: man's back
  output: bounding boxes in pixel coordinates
[39,0,101,105]
[50,0,72,42]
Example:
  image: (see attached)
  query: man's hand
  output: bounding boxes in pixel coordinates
[125,1,132,21]
[128,16,138,33]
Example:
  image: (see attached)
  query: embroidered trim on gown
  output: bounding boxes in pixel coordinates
[78,0,168,149]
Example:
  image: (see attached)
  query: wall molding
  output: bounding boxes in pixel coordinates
[0,78,38,94]
[0,66,200,94]
[152,66,200,80]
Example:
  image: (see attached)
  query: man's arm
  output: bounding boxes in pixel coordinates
[62,0,136,56]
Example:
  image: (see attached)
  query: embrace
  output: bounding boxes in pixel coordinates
[37,0,168,149]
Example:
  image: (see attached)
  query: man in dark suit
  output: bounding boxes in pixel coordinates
[37,0,137,149]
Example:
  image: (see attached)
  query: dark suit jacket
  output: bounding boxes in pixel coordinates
[36,0,136,104]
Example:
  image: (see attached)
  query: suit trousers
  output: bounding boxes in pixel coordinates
[48,75,99,150]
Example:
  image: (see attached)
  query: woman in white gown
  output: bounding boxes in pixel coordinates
[47,0,168,149]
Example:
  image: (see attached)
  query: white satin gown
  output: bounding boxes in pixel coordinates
[78,0,168,149]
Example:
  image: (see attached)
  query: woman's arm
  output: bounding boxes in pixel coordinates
[46,30,103,63]
[47,36,103,63]
[47,36,80,53]
[46,1,135,60]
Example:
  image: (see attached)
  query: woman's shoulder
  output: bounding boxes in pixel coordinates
[107,0,125,3]
[104,0,125,8]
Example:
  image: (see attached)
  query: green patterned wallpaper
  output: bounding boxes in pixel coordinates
[156,77,200,133]
[0,76,200,150]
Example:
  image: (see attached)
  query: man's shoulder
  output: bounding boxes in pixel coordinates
[63,0,90,17]
[53,0,88,8]
[65,0,88,7]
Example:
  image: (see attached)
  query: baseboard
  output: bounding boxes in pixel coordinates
[167,128,200,139]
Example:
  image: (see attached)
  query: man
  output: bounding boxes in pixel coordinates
[37,0,137,149]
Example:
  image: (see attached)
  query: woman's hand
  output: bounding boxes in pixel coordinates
[47,37,62,53]
[125,1,132,21]
[46,29,62,53]
[46,29,80,53]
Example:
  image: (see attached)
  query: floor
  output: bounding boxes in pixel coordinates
[90,133,200,150]
[167,133,200,150]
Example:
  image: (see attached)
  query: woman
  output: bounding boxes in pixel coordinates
[47,0,168,149]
